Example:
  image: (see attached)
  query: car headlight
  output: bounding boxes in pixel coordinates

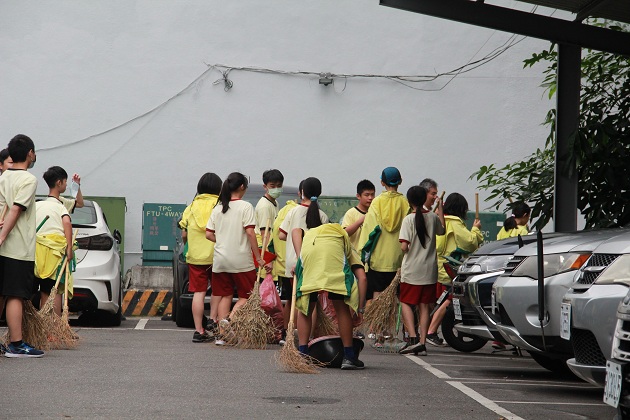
[511,253,591,279]
[458,255,512,274]
[594,254,630,286]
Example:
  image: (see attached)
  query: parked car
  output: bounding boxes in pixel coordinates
[171,185,298,328]
[606,287,630,416]
[450,233,550,352]
[562,230,630,387]
[69,200,123,326]
[493,229,625,373]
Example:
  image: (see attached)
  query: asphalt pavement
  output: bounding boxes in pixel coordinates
[0,317,616,419]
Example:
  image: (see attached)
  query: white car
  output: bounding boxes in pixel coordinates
[69,200,123,326]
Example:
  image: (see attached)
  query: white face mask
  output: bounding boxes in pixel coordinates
[268,187,283,199]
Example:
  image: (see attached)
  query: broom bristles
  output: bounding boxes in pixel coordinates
[224,283,275,349]
[276,320,321,374]
[362,270,401,335]
[3,300,51,351]
[314,300,338,337]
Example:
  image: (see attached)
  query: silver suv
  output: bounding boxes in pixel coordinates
[493,229,625,373]
[563,230,630,387]
[606,288,630,415]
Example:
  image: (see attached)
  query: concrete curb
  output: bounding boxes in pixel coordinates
[122,289,172,317]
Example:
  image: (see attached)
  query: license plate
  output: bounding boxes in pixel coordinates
[560,303,571,340]
[453,298,462,321]
[491,290,496,315]
[604,360,623,408]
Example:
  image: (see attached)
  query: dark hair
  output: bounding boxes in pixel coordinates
[419,178,438,191]
[302,177,323,229]
[443,193,468,220]
[0,148,10,164]
[357,179,375,195]
[504,201,531,230]
[8,134,34,163]
[219,172,248,214]
[197,172,222,195]
[43,166,68,189]
[262,169,284,185]
[407,186,429,248]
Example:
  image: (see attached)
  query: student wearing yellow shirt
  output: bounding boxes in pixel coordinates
[179,173,222,343]
[358,167,409,302]
[341,180,375,252]
[426,193,483,347]
[254,169,283,246]
[497,202,530,240]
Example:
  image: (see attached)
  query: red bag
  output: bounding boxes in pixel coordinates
[252,250,276,268]
[260,274,283,342]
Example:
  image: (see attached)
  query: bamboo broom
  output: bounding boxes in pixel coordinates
[434,191,446,213]
[224,219,275,348]
[362,269,401,340]
[276,275,321,373]
[475,192,480,219]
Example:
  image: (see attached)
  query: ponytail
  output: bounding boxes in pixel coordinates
[219,172,248,214]
[407,186,429,248]
[504,201,531,231]
[302,177,323,229]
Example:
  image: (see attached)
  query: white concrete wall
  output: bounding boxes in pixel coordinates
[0,1,558,270]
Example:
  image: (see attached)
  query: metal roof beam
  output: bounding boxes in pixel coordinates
[380,0,630,56]
[575,0,614,22]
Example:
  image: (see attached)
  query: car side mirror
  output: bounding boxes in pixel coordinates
[113,229,122,244]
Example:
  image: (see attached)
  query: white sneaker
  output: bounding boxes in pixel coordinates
[215,339,226,346]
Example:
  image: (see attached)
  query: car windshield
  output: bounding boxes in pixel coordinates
[72,205,97,224]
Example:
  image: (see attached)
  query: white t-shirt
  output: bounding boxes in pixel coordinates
[207,199,256,273]
[0,169,38,261]
[279,204,329,277]
[399,211,445,285]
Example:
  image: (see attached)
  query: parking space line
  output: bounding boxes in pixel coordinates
[447,381,526,420]
[405,355,524,420]
[458,381,599,389]
[495,401,606,406]
[135,319,149,330]
[430,363,543,370]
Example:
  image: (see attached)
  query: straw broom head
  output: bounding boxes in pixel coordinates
[313,299,338,337]
[362,269,401,335]
[224,283,275,349]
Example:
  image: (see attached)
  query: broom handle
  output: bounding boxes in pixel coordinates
[434,191,446,213]
[63,260,69,315]
[52,229,78,292]
[288,274,298,328]
[475,193,480,219]
[37,215,50,232]
[257,218,272,281]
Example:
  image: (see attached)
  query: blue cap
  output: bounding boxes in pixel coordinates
[381,167,402,186]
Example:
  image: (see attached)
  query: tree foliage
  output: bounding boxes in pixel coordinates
[471,21,630,230]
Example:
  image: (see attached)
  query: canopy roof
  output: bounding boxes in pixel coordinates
[520,0,630,23]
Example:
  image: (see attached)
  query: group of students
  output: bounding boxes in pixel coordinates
[0,134,84,359]
[178,164,532,369]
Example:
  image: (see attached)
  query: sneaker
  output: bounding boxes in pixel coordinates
[215,339,226,346]
[192,331,213,343]
[414,344,427,356]
[426,333,445,347]
[354,331,365,339]
[341,357,365,370]
[367,333,376,340]
[278,329,287,346]
[4,342,44,358]
[399,339,421,355]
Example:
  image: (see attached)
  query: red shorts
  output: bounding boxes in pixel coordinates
[399,282,436,305]
[212,270,256,298]
[188,264,212,293]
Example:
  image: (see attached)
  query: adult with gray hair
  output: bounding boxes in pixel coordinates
[419,178,439,211]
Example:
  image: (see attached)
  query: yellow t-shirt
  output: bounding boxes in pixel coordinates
[341,206,366,252]
[254,196,279,247]
[358,191,409,272]
[497,225,529,240]
[179,194,218,266]
[207,199,256,273]
[0,169,37,261]
[436,215,483,285]
[295,224,361,315]
[279,204,329,278]
[272,200,298,279]
[36,197,70,236]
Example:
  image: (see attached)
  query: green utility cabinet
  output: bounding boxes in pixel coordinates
[318,196,357,224]
[465,211,506,244]
[142,203,186,266]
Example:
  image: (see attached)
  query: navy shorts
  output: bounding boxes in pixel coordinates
[0,256,35,300]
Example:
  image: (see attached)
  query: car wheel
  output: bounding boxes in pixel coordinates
[527,351,573,375]
[441,306,488,353]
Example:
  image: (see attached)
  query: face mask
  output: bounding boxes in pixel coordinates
[268,188,283,199]
[28,157,36,169]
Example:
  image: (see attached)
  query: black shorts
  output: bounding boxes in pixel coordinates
[0,256,35,300]
[37,277,57,294]
[366,270,397,300]
[308,291,345,303]
[278,276,293,300]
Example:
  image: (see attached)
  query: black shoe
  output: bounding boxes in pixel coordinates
[426,333,445,347]
[192,331,213,343]
[399,337,419,354]
[414,344,427,356]
[341,357,365,370]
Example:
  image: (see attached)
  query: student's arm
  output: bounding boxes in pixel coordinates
[206,229,216,242]
[181,230,188,244]
[62,215,73,260]
[291,228,304,256]
[0,205,24,246]
[352,265,367,322]
[72,174,84,209]
[278,229,287,241]
[246,226,271,271]
[344,215,365,237]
